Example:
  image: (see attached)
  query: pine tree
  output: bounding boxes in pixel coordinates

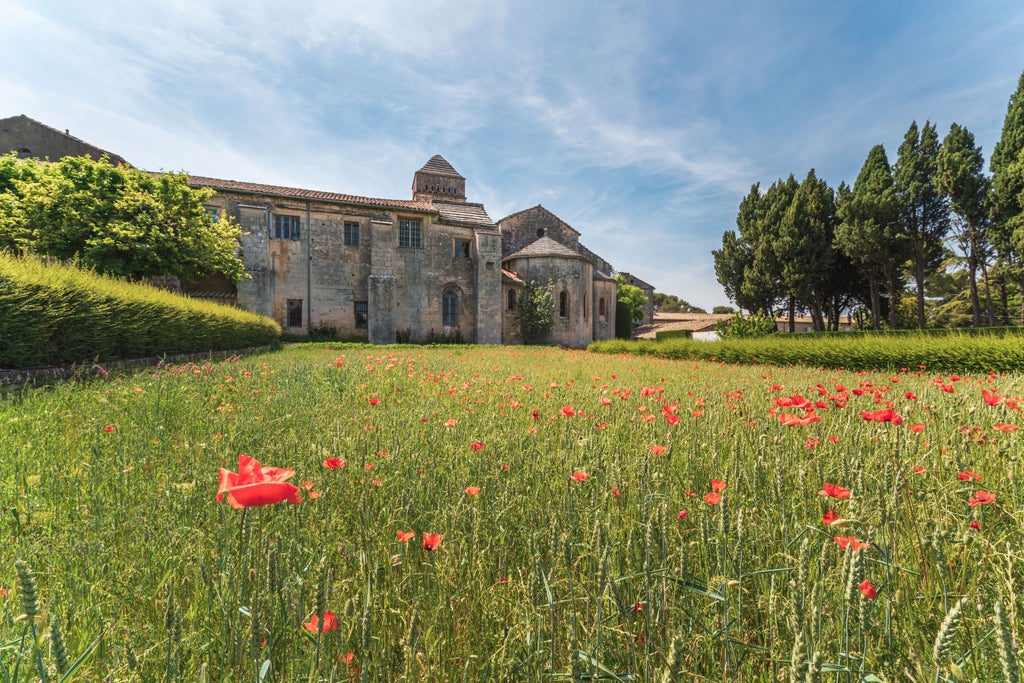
[989,70,1024,323]
[894,121,950,329]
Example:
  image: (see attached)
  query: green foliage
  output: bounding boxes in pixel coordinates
[653,292,705,314]
[513,280,555,344]
[614,301,633,338]
[0,153,245,282]
[711,305,735,314]
[715,312,778,338]
[614,275,647,322]
[0,252,279,368]
[654,328,693,341]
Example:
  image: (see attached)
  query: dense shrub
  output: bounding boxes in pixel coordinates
[588,330,1024,373]
[654,328,693,341]
[0,252,279,368]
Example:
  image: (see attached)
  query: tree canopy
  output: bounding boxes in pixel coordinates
[0,153,245,282]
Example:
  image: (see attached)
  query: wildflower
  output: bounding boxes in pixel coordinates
[104,425,116,432]
[711,479,727,493]
[396,530,415,543]
[703,492,721,505]
[600,397,612,406]
[422,533,443,551]
[571,471,588,482]
[677,510,688,520]
[304,610,338,633]
[465,486,481,496]
[819,483,851,499]
[834,536,870,550]
[957,470,982,482]
[561,405,576,417]
[445,418,458,427]
[368,397,381,406]
[650,444,668,455]
[908,423,925,433]
[216,454,301,509]
[968,490,996,506]
[469,441,484,451]
[611,487,621,498]
[822,509,839,525]
[531,409,540,420]
[993,423,1019,432]
[912,465,926,475]
[859,580,877,600]
[969,520,980,530]
[982,389,1002,406]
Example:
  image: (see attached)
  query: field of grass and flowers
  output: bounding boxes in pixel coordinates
[1,343,1021,682]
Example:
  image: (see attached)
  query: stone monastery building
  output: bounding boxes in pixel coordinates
[2,115,653,346]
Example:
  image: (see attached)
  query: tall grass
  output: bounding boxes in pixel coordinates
[0,343,1020,681]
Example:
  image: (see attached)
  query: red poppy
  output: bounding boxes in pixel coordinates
[422,533,443,551]
[993,423,1019,432]
[819,483,851,499]
[216,454,301,509]
[957,470,982,481]
[323,457,345,469]
[908,423,925,433]
[465,486,481,496]
[571,471,588,482]
[611,487,621,498]
[711,479,727,493]
[561,405,576,417]
[304,610,338,633]
[396,530,415,543]
[821,509,839,526]
[677,509,688,520]
[860,408,903,424]
[970,520,980,530]
[600,397,612,406]
[834,536,870,550]
[445,418,458,427]
[703,492,721,505]
[912,465,926,475]
[904,391,917,400]
[104,425,116,433]
[664,412,681,425]
[858,580,877,600]
[368,397,381,406]
[469,441,484,451]
[649,444,668,455]
[968,490,996,506]
[982,389,1003,406]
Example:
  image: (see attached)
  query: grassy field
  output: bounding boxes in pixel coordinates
[1,343,1021,682]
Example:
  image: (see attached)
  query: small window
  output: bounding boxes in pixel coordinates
[354,301,368,330]
[344,222,360,247]
[442,289,459,326]
[536,228,545,237]
[287,299,303,328]
[206,207,219,223]
[559,291,569,318]
[398,218,422,249]
[583,292,588,320]
[599,297,607,321]
[273,215,301,240]
[507,289,517,311]
[454,238,471,258]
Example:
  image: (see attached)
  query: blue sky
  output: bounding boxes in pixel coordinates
[3,0,1024,310]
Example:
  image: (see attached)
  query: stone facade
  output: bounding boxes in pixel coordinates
[3,116,655,346]
[618,272,656,325]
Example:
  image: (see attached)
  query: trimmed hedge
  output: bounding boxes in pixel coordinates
[654,328,693,341]
[588,331,1024,374]
[0,253,280,368]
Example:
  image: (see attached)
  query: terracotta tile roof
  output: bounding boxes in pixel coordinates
[432,200,497,230]
[188,175,434,212]
[503,235,587,261]
[634,313,734,339]
[417,154,464,178]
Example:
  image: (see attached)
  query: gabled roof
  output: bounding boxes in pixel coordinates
[497,204,581,236]
[1,114,128,166]
[619,272,655,290]
[188,175,434,212]
[417,154,464,179]
[433,199,497,230]
[503,235,588,261]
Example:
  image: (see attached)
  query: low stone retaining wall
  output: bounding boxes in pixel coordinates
[0,346,274,392]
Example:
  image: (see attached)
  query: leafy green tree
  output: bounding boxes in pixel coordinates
[990,70,1024,323]
[935,123,994,326]
[513,280,555,344]
[0,154,245,282]
[713,228,753,311]
[835,145,906,329]
[614,275,648,323]
[653,292,706,314]
[777,170,840,331]
[711,305,736,314]
[715,312,777,338]
[894,121,950,329]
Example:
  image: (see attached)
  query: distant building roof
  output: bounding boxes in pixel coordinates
[0,114,128,166]
[498,204,582,236]
[417,154,464,179]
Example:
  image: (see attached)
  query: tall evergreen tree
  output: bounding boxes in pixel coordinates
[835,145,905,329]
[989,70,1024,322]
[777,170,837,331]
[749,176,799,326]
[935,123,993,326]
[894,121,950,329]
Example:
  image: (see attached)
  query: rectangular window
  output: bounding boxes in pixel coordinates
[454,238,470,258]
[273,215,301,240]
[354,301,368,330]
[206,207,219,223]
[287,299,303,328]
[344,221,360,246]
[398,218,422,249]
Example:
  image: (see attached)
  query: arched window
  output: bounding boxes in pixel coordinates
[559,290,569,318]
[598,297,606,320]
[507,289,517,311]
[442,288,459,326]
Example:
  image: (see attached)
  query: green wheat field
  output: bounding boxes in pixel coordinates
[1,343,1021,682]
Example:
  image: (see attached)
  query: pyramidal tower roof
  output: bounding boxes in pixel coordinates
[413,154,466,202]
